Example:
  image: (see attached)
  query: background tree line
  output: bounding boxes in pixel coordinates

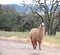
[0,4,42,31]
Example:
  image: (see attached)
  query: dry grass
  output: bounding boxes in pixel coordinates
[0,31,60,48]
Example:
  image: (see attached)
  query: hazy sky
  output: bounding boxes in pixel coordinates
[0,0,33,4]
[0,0,58,4]
[0,0,46,4]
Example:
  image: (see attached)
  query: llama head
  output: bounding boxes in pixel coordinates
[39,22,45,30]
[41,22,45,28]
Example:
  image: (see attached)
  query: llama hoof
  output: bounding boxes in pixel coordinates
[33,47,36,49]
[39,48,41,50]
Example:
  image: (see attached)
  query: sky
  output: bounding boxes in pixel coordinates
[0,0,46,4]
[0,0,59,5]
[0,0,33,4]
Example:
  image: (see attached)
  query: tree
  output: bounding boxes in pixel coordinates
[0,5,18,31]
[22,0,60,35]
[0,4,5,29]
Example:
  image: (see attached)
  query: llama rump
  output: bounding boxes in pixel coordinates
[29,22,45,50]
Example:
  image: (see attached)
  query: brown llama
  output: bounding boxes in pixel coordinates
[29,22,45,50]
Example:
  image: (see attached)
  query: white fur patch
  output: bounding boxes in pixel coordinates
[42,22,45,26]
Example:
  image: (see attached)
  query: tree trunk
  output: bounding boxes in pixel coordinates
[48,29,56,35]
[47,25,56,35]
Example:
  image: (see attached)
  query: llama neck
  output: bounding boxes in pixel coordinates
[39,27,45,37]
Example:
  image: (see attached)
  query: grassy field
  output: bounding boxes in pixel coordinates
[0,31,60,44]
[0,31,29,38]
[44,34,60,44]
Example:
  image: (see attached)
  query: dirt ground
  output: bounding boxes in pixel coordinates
[0,40,60,55]
[0,36,60,48]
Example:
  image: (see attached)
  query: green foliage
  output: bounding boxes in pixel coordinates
[0,5,42,31]
[0,4,60,32]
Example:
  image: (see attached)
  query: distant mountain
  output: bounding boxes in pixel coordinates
[1,4,60,13]
[1,4,42,13]
[1,4,30,12]
[9,4,26,12]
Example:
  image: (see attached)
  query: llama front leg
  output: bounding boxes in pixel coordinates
[39,43,41,50]
[38,41,41,50]
[31,40,37,49]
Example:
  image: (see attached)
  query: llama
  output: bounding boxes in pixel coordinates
[29,22,45,50]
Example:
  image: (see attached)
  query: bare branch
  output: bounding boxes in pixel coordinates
[29,7,44,22]
[36,12,44,22]
[50,0,60,21]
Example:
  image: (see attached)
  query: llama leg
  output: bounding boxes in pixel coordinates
[30,37,36,49]
[35,40,37,47]
[38,41,41,50]
[31,40,37,49]
[34,40,37,49]
[39,43,41,50]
